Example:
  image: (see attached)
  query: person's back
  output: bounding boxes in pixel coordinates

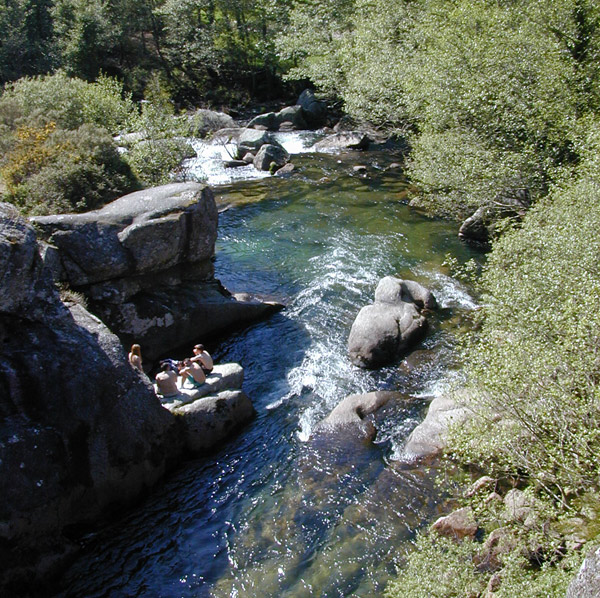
[155,364,179,397]
[129,344,143,372]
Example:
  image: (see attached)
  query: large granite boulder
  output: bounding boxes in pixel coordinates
[31,183,282,360]
[160,363,254,453]
[235,128,273,159]
[172,388,254,453]
[348,276,436,369]
[248,105,308,131]
[297,89,327,128]
[0,204,181,591]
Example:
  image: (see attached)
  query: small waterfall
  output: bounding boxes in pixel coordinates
[184,131,323,186]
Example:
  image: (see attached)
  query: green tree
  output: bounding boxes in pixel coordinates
[0,0,55,82]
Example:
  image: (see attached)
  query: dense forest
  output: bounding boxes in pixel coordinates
[2,0,600,595]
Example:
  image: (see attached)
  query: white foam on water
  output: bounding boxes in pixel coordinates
[183,131,322,186]
[416,269,479,310]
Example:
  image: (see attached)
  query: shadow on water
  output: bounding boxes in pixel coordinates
[53,141,482,598]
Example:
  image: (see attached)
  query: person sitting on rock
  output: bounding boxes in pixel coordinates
[179,358,206,388]
[155,362,179,397]
[191,344,213,375]
[128,344,143,372]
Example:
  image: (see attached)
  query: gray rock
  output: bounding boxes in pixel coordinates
[30,184,283,360]
[32,182,216,285]
[400,392,473,463]
[236,128,273,158]
[297,89,327,128]
[374,276,437,310]
[0,207,181,589]
[253,143,290,171]
[277,105,307,130]
[275,163,296,176]
[504,488,537,526]
[313,132,370,152]
[317,391,399,439]
[459,206,490,244]
[211,127,243,144]
[348,276,436,368]
[224,159,248,168]
[187,109,237,137]
[566,545,600,598]
[247,111,279,130]
[160,363,245,408]
[173,390,254,452]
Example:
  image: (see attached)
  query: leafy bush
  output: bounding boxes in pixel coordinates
[0,71,137,134]
[385,533,580,598]
[385,534,486,598]
[1,123,138,215]
[120,87,197,186]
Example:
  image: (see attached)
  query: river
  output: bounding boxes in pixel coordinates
[54,132,480,598]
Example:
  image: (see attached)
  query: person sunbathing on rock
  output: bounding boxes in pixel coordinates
[128,343,143,372]
[191,344,213,375]
[179,358,206,388]
[155,362,179,397]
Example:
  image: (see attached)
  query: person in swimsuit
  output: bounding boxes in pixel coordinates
[179,358,206,388]
[128,344,143,372]
[191,344,213,375]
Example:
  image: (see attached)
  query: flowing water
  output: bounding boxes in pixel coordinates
[54,134,481,598]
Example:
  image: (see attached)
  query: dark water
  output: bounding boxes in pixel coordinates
[54,145,480,598]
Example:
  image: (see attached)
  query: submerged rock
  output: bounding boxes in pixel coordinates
[348,276,436,369]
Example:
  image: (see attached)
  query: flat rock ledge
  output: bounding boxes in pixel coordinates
[158,363,254,452]
[398,391,473,463]
[348,276,437,369]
